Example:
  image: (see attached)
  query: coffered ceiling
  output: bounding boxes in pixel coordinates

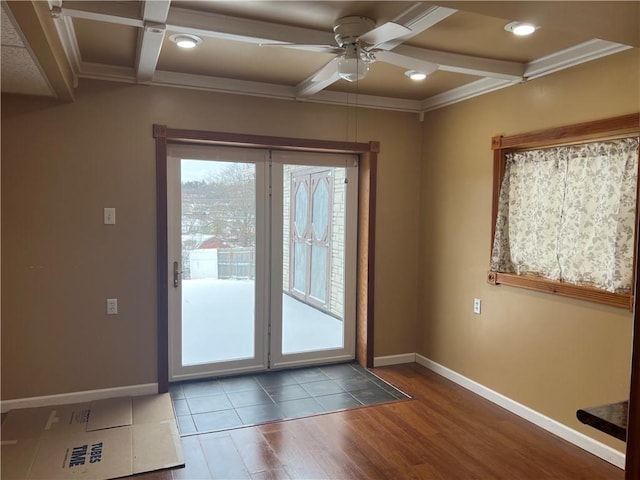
[2,1,639,112]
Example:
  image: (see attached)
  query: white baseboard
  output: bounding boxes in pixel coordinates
[373,353,416,367]
[415,354,625,469]
[1,383,159,413]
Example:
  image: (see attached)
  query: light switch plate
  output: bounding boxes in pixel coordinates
[104,208,116,225]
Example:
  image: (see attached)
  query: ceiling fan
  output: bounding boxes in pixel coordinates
[261,16,439,83]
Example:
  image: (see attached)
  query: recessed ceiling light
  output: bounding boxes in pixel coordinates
[504,22,538,36]
[169,33,202,49]
[405,70,427,81]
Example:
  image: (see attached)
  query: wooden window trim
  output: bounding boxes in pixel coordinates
[488,113,640,309]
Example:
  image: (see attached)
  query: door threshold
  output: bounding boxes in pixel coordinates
[169,362,410,436]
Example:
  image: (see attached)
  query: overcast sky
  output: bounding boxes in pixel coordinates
[181,159,230,183]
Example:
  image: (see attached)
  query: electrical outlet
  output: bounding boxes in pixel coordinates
[106,298,118,315]
[473,298,481,315]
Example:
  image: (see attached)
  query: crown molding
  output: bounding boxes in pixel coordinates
[421,77,518,112]
[305,89,423,113]
[152,70,424,112]
[525,39,632,79]
[75,63,424,112]
[79,62,136,83]
[419,39,631,114]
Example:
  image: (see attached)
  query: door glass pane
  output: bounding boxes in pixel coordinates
[293,242,307,293]
[310,245,327,302]
[312,179,329,239]
[283,166,345,354]
[294,183,308,235]
[181,159,256,366]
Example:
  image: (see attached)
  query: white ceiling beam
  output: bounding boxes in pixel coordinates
[136,24,166,83]
[373,51,438,75]
[143,0,170,24]
[50,7,81,86]
[136,0,171,84]
[56,2,520,89]
[166,7,336,45]
[57,3,337,46]
[57,1,142,28]
[381,4,457,49]
[392,44,524,81]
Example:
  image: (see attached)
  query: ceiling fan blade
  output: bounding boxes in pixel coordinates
[374,50,438,76]
[296,57,341,97]
[359,22,411,47]
[310,57,341,83]
[259,43,343,54]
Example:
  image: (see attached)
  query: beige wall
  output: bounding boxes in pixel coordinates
[418,49,639,452]
[3,47,637,454]
[1,80,422,399]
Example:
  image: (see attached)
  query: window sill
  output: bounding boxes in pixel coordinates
[487,271,633,310]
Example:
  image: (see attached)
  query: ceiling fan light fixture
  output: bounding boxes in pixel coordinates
[405,70,427,81]
[337,44,370,82]
[504,22,537,36]
[337,56,369,82]
[170,33,202,49]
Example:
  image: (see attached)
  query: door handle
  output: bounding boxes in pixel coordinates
[173,261,182,288]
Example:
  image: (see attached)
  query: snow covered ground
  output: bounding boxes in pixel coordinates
[182,278,343,366]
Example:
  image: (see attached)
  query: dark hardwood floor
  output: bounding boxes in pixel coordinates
[136,363,624,479]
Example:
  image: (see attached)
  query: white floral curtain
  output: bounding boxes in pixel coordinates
[491,136,639,293]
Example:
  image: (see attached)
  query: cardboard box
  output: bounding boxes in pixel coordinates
[1,394,184,480]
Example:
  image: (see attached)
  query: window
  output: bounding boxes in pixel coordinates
[488,114,640,309]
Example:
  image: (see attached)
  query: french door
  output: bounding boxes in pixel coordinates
[289,169,333,310]
[167,144,357,381]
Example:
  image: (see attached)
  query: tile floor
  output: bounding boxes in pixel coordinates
[170,362,410,435]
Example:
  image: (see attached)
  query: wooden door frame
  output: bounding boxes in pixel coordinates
[627,234,640,477]
[153,125,378,393]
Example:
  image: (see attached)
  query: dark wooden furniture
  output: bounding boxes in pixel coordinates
[577,400,628,441]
